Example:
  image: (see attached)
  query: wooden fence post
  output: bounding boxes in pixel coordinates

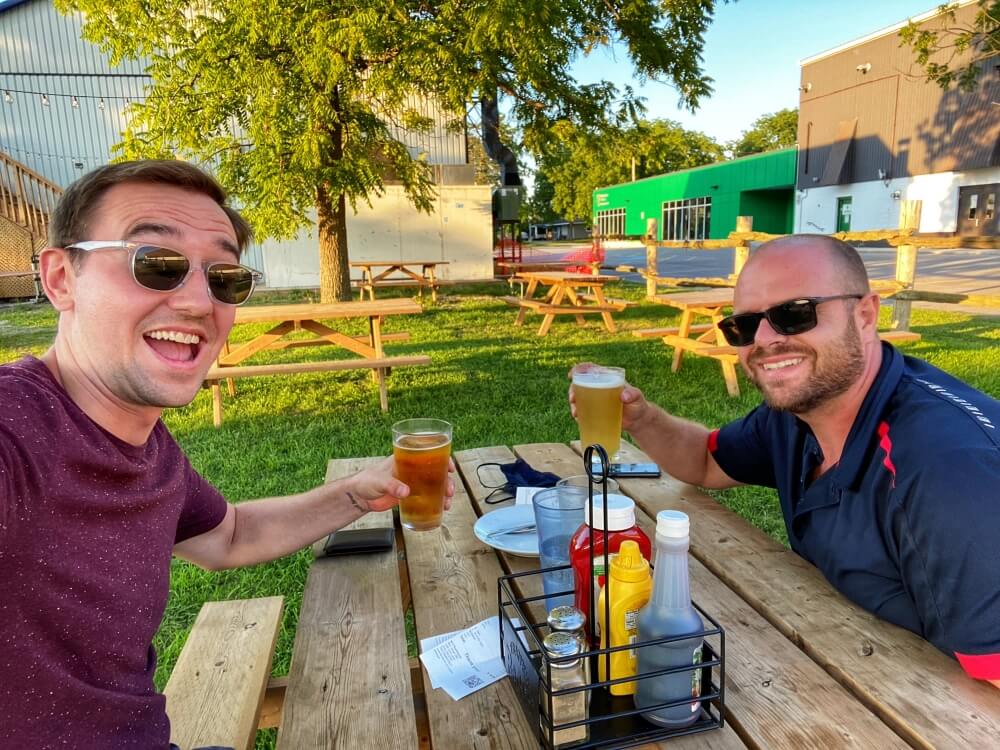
[645,218,658,299]
[733,215,753,280]
[891,201,922,331]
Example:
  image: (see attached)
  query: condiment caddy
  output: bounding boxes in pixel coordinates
[498,446,726,749]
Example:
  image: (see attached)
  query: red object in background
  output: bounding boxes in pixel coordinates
[569,496,651,646]
[564,237,605,273]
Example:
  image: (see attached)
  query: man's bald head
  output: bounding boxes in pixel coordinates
[743,234,870,296]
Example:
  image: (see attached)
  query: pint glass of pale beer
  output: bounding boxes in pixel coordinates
[392,418,452,531]
[572,366,625,460]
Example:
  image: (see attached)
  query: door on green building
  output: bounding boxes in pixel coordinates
[836,197,852,232]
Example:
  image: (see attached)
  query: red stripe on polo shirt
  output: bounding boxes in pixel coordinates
[707,429,720,453]
[955,651,1000,680]
[877,421,897,488]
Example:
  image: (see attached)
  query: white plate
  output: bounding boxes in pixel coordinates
[474,505,538,557]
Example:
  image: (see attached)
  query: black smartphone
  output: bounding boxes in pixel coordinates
[607,462,661,478]
[320,528,394,557]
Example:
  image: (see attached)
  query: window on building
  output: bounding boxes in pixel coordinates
[968,193,978,220]
[595,208,626,237]
[662,197,712,241]
[986,193,996,221]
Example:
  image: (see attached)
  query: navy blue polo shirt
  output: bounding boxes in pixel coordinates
[710,343,1000,680]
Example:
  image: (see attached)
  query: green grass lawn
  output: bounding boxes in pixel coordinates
[2,283,998,748]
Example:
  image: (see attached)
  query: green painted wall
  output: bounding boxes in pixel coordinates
[592,148,797,239]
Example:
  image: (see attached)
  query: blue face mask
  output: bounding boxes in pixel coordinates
[476,458,562,504]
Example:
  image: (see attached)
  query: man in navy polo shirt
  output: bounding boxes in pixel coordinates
[577,235,1000,688]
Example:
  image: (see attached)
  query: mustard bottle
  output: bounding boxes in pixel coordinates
[596,539,652,695]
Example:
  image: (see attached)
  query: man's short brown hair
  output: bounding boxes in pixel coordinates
[48,160,253,253]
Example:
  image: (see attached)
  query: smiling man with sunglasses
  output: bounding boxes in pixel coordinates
[0,160,453,749]
[575,234,1000,689]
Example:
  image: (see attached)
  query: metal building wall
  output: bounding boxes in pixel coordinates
[797,0,999,190]
[0,0,150,186]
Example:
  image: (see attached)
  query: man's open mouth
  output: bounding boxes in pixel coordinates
[144,329,204,363]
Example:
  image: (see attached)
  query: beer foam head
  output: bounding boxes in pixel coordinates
[572,367,625,388]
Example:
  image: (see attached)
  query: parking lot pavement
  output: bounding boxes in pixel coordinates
[523,241,1000,317]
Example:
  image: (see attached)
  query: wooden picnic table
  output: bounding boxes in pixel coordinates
[504,271,628,336]
[204,299,429,426]
[351,259,450,302]
[645,289,741,396]
[274,440,1000,749]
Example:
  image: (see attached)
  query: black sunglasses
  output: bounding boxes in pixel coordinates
[67,241,262,305]
[717,294,864,347]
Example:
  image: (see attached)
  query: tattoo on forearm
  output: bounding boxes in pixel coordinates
[346,491,366,514]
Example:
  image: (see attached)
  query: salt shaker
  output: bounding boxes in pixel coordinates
[540,631,589,748]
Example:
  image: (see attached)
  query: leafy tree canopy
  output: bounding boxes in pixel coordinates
[533,119,723,223]
[727,108,798,159]
[899,0,999,91]
[58,0,723,300]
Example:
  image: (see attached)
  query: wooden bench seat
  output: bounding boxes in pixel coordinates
[576,292,635,309]
[205,355,431,426]
[633,323,715,338]
[165,596,284,750]
[500,295,623,314]
[353,278,455,289]
[206,355,430,381]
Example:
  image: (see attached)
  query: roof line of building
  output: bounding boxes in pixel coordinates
[593,146,796,193]
[0,0,33,15]
[799,0,978,66]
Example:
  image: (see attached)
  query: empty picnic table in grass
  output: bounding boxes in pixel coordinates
[636,289,922,397]
[351,259,450,302]
[262,441,1000,749]
[503,270,630,336]
[203,299,429,426]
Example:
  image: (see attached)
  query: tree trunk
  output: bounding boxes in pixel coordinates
[316,182,351,302]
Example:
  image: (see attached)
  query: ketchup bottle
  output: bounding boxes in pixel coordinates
[569,493,651,646]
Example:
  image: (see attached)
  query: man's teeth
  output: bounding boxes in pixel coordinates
[762,358,802,371]
[147,330,201,345]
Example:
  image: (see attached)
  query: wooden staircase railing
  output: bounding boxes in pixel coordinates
[0,150,64,244]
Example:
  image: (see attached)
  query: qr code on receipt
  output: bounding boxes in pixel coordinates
[462,675,484,689]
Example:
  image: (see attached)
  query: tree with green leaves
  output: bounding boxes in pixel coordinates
[899,0,999,91]
[535,119,723,223]
[727,108,798,159]
[59,0,723,301]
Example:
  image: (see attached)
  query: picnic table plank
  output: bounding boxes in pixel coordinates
[597,441,1000,749]
[276,457,419,750]
[455,446,750,750]
[402,463,539,749]
[164,596,284,750]
[506,443,909,749]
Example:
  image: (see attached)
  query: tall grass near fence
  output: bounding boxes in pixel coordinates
[2,283,999,748]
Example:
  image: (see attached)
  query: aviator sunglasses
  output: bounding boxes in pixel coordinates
[717,294,864,347]
[66,241,262,306]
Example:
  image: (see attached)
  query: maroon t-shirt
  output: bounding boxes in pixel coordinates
[0,357,228,748]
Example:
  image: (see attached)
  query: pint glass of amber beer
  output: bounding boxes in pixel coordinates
[572,366,625,460]
[392,418,453,531]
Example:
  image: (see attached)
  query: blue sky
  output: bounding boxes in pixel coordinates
[570,0,939,145]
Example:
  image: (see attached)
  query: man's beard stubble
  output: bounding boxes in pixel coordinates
[744,319,865,414]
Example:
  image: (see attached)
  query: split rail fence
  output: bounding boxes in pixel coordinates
[634,201,1000,331]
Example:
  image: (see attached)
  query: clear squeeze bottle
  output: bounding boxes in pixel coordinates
[634,510,704,728]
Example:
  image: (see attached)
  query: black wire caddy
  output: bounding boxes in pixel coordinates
[497,445,726,749]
